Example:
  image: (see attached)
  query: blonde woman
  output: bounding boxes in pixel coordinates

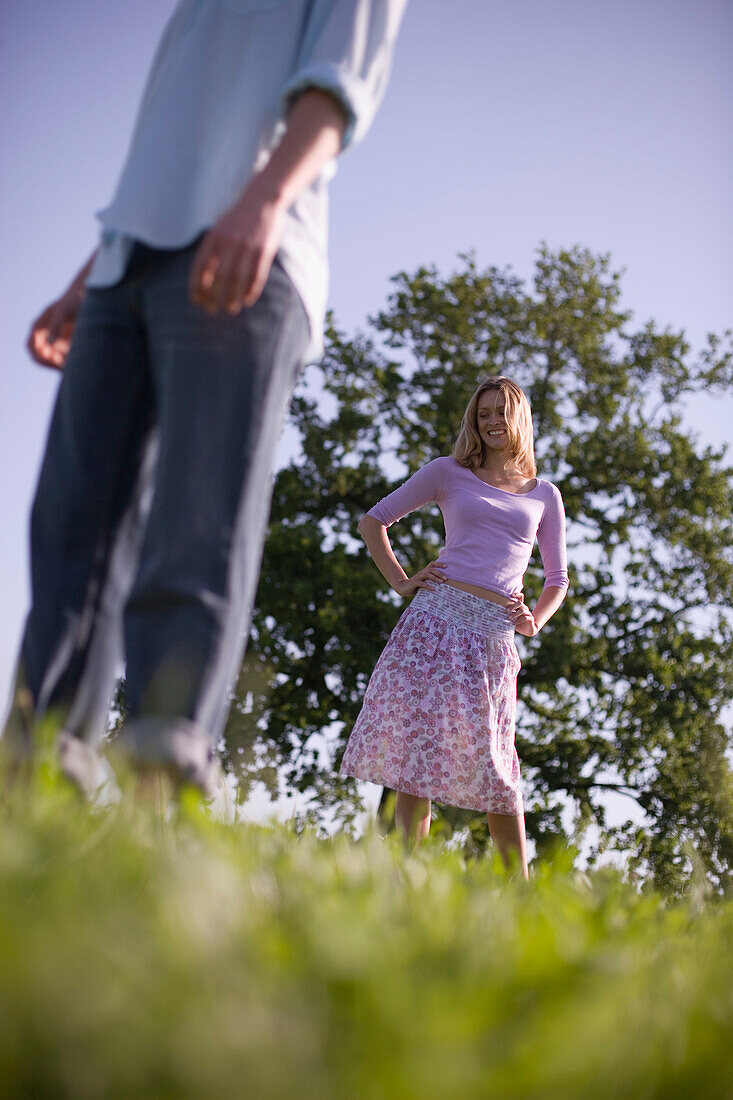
[340,377,569,878]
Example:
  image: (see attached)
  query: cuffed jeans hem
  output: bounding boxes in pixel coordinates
[115,717,222,797]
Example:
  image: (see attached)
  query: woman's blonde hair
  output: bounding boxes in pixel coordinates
[452,376,536,477]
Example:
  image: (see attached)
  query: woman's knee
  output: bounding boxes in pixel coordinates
[396,790,431,816]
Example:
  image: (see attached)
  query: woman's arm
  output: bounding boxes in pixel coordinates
[513,483,569,635]
[358,515,446,598]
[532,585,566,630]
[512,584,566,637]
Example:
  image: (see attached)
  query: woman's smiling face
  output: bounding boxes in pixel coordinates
[476,389,509,451]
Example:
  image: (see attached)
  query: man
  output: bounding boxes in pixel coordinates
[4,0,407,796]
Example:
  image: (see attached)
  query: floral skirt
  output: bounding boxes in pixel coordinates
[340,583,523,815]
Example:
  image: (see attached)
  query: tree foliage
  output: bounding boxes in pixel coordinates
[223,245,733,892]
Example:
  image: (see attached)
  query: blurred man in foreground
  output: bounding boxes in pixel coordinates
[4,0,407,797]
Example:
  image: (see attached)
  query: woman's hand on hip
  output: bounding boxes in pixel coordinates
[508,595,538,637]
[393,560,447,598]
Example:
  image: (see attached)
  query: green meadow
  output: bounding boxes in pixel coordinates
[0,769,730,1100]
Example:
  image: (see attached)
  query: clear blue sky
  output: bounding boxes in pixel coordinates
[1,0,731,712]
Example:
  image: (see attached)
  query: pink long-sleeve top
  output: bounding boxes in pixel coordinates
[368,456,569,599]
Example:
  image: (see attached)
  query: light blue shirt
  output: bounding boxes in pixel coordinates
[87,0,407,360]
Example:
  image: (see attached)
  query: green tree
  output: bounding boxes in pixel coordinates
[224,245,733,892]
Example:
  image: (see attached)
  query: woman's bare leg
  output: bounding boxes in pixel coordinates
[487,811,529,880]
[395,790,431,847]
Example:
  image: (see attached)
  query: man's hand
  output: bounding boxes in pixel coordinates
[189,87,346,316]
[27,287,84,371]
[27,251,97,371]
[189,178,285,315]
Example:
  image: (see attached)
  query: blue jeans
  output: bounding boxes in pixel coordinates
[10,240,308,790]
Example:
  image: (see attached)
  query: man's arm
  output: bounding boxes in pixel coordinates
[189,88,347,315]
[27,89,344,367]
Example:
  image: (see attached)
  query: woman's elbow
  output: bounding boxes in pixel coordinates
[543,582,568,603]
[358,513,385,538]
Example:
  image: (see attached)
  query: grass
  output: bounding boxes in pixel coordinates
[0,769,731,1099]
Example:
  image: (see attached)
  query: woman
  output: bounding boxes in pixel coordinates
[340,376,569,879]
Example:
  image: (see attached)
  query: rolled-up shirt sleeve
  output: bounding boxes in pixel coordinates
[368,458,446,526]
[281,0,408,150]
[537,485,569,592]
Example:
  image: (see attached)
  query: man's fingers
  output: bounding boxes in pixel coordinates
[198,256,222,308]
[27,327,46,361]
[46,304,68,345]
[190,235,256,314]
[241,248,273,308]
[189,235,219,305]
[211,245,245,314]
[209,248,242,314]
[225,251,257,314]
[29,334,63,370]
[29,327,55,366]
[27,307,52,355]
[54,337,71,361]
[29,323,72,370]
[26,298,79,370]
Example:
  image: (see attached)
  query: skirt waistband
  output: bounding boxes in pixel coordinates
[411,584,515,639]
